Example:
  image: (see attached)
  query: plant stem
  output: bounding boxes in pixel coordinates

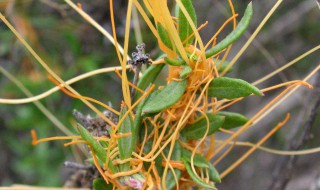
[131,64,142,100]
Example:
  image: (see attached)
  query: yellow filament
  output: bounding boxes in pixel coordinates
[220,114,290,178]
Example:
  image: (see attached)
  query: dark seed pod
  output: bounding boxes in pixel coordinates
[72,109,118,137]
[127,43,151,67]
[128,43,152,98]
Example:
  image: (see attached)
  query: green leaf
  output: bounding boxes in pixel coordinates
[140,119,165,175]
[180,113,225,140]
[164,51,202,66]
[77,124,107,162]
[99,140,109,148]
[181,148,209,168]
[182,158,217,189]
[178,0,197,45]
[134,63,165,100]
[180,65,192,79]
[118,105,134,171]
[142,79,187,115]
[216,59,233,73]
[93,178,113,190]
[77,125,117,173]
[154,150,164,175]
[207,77,263,99]
[187,52,198,61]
[157,23,173,49]
[208,163,221,183]
[133,93,149,145]
[164,142,182,189]
[205,3,253,58]
[217,111,249,129]
[142,140,164,176]
[164,57,186,66]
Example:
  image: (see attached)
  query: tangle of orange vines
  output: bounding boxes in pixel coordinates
[109,161,143,179]
[89,146,111,184]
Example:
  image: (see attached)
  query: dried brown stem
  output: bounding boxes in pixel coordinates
[268,73,320,190]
